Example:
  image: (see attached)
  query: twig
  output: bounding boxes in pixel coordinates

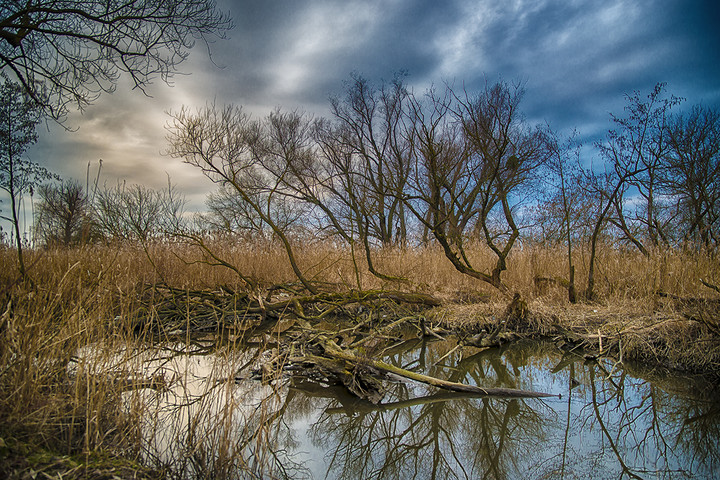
[700,278,720,294]
[434,343,462,366]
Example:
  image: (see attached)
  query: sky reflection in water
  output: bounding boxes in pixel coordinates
[117,337,720,479]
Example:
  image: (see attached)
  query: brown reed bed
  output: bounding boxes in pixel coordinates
[0,240,718,478]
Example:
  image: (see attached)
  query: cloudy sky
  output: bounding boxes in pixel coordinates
[23,0,720,221]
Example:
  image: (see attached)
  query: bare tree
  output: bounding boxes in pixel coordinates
[165,103,318,293]
[0,74,54,278]
[598,83,681,255]
[94,180,184,243]
[312,116,411,284]
[239,107,409,285]
[404,81,548,291]
[582,84,681,299]
[580,164,626,301]
[0,0,231,119]
[663,104,720,251]
[34,179,97,247]
[329,73,412,247]
[456,81,548,289]
[542,130,583,302]
[201,184,273,239]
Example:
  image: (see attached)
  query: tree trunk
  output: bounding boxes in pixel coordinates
[8,160,26,279]
[11,186,26,278]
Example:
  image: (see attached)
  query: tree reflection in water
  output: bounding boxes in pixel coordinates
[116,337,719,479]
[304,339,550,480]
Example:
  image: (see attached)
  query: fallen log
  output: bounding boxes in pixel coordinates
[321,339,557,399]
[259,289,442,313]
[323,390,501,415]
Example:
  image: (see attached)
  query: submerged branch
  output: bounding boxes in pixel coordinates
[320,339,556,399]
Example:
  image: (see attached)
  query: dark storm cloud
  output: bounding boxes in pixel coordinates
[442,0,720,138]
[196,0,719,138]
[191,0,467,110]
[20,0,720,223]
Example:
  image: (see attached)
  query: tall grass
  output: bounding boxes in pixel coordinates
[0,240,717,477]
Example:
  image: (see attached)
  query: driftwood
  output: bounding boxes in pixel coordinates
[275,327,557,403]
[132,284,442,336]
[318,339,556,400]
[323,391,507,415]
[293,379,515,414]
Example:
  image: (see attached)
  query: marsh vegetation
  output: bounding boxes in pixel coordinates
[0,241,718,479]
[1,54,719,478]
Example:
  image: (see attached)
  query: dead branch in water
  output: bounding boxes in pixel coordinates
[318,338,556,399]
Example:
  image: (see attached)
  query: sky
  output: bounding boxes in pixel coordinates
[18,0,720,228]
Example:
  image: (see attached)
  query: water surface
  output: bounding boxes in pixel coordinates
[111,336,719,479]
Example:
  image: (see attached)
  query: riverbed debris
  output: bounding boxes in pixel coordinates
[126,281,720,403]
[129,283,557,403]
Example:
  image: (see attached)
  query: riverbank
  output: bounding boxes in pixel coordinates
[433,296,720,381]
